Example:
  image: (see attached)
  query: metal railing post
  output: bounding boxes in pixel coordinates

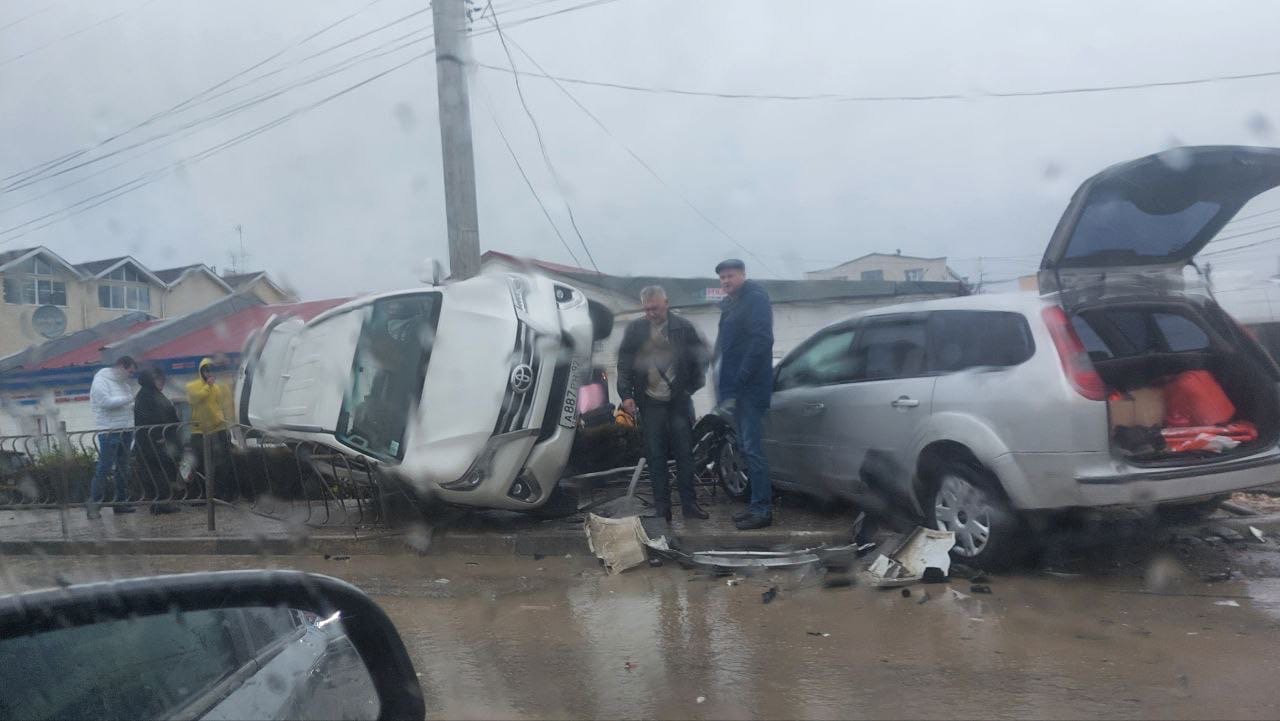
[204,434,216,532]
[54,421,70,540]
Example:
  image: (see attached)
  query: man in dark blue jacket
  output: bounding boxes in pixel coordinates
[713,259,775,530]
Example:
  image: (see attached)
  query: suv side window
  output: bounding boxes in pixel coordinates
[774,326,859,390]
[850,316,929,381]
[929,311,1035,372]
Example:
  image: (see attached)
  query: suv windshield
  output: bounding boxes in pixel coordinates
[336,293,442,462]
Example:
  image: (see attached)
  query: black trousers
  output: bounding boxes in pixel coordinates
[640,395,698,513]
[192,430,235,501]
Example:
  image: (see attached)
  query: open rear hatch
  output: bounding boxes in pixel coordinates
[1040,146,1280,465]
[1039,145,1280,303]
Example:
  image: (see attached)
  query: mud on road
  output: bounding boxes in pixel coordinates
[5,517,1280,720]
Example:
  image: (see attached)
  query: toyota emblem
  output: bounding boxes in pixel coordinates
[509,364,534,394]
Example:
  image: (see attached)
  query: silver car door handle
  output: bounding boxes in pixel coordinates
[801,402,826,416]
[891,396,920,408]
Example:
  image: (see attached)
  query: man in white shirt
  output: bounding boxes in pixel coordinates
[87,356,138,520]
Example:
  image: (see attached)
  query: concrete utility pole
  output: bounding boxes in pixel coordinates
[432,0,482,280]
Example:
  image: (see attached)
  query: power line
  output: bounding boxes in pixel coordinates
[0,0,159,68]
[0,49,436,243]
[484,0,599,272]
[0,0,630,240]
[4,0,610,190]
[1,26,435,207]
[493,34,782,277]
[0,1,61,34]
[1201,234,1280,258]
[476,76,583,267]
[476,62,1280,104]
[3,0,408,187]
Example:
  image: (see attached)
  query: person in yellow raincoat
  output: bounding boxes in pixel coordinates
[186,358,236,501]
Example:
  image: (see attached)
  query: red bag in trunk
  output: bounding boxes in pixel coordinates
[1163,370,1236,427]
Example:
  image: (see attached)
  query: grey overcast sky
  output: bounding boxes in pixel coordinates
[3,0,1280,298]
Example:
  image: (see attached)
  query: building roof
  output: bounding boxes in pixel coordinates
[0,248,37,266]
[0,298,349,392]
[153,263,234,291]
[152,264,203,284]
[807,252,950,275]
[221,270,295,300]
[73,256,129,276]
[31,319,163,370]
[220,271,261,289]
[557,270,965,309]
[481,249,966,311]
[0,311,155,373]
[481,250,603,277]
[0,247,85,277]
[73,256,167,287]
[140,298,347,361]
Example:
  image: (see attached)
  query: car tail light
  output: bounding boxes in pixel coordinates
[1041,306,1107,401]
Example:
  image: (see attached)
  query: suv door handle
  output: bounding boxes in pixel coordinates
[801,402,826,416]
[891,396,920,408]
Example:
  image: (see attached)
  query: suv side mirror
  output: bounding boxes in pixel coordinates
[0,571,424,721]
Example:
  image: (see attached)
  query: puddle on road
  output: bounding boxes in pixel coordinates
[6,553,1280,718]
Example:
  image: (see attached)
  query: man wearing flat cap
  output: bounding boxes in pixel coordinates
[712,259,776,530]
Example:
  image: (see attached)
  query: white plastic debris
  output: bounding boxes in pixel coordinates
[1249,526,1267,544]
[1215,600,1241,607]
[864,527,955,587]
[696,697,706,704]
[585,513,659,575]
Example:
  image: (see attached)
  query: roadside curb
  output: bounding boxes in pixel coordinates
[0,526,853,557]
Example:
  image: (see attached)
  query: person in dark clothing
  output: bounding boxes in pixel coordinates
[616,285,711,522]
[713,259,776,530]
[134,368,182,514]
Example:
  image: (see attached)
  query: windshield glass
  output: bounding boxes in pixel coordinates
[336,293,441,462]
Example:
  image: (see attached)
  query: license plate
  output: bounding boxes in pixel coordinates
[559,356,583,429]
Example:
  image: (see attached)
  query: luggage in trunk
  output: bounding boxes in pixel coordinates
[1073,301,1280,464]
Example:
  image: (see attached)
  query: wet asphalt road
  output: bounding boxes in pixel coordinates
[4,532,1280,721]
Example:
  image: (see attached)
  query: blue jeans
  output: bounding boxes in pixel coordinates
[90,431,132,504]
[734,402,772,515]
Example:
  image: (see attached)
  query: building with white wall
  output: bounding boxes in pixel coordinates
[805,252,965,284]
[483,252,968,415]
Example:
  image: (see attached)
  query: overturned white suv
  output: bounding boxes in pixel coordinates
[237,268,609,512]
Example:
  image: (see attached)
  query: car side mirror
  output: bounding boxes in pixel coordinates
[0,570,424,721]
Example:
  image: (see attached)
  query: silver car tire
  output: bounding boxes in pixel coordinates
[927,462,1024,570]
[715,434,750,500]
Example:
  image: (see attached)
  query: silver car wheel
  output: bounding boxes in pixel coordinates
[719,437,749,498]
[934,473,993,558]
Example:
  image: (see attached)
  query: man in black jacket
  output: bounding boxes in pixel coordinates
[134,368,182,514]
[616,286,711,522]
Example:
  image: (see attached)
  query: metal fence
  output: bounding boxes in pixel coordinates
[0,422,391,536]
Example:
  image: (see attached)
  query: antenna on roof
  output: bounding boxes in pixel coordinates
[227,224,251,275]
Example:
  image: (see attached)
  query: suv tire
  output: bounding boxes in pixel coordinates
[925,460,1027,571]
